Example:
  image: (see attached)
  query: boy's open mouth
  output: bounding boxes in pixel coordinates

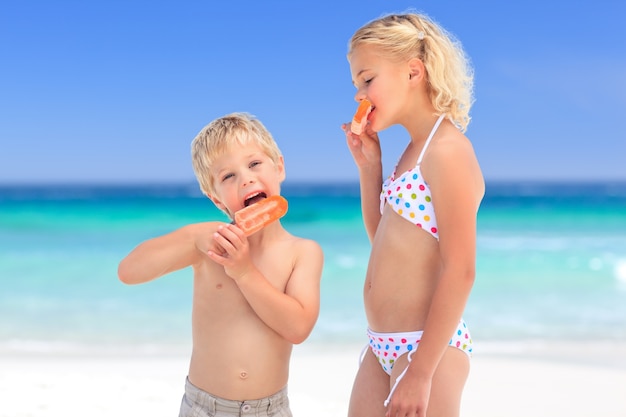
[244,192,267,207]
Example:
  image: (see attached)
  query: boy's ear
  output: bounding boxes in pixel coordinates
[277,156,286,182]
[208,194,227,213]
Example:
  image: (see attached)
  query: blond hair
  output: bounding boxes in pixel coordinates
[191,112,283,197]
[348,12,474,132]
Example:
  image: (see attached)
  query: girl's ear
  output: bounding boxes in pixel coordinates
[408,58,426,83]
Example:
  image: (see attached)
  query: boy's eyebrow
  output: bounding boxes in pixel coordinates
[212,164,231,178]
[213,151,264,176]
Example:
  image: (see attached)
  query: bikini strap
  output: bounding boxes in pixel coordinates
[384,349,416,407]
[416,114,445,165]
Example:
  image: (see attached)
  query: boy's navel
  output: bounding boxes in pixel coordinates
[239,371,248,379]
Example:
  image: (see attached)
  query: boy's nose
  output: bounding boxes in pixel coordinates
[241,176,255,187]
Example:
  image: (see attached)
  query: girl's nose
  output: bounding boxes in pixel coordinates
[354,86,367,103]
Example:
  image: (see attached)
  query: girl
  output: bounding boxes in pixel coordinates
[342,12,484,417]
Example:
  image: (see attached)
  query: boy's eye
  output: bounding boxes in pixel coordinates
[249,161,261,168]
[221,173,234,181]
[364,78,373,85]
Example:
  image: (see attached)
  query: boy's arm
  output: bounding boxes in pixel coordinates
[236,239,324,344]
[118,222,223,284]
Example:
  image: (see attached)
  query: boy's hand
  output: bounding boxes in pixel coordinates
[206,224,255,281]
[193,223,227,256]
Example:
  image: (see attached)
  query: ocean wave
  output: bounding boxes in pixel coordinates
[615,259,626,291]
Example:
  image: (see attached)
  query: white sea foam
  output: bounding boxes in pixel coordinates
[615,258,626,290]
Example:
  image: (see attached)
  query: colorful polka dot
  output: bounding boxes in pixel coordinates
[380,165,438,239]
[367,320,473,374]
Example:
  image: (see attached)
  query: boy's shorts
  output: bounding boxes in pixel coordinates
[179,377,292,417]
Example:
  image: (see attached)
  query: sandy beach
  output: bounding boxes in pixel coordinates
[2,341,625,417]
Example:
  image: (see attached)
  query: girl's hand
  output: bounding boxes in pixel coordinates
[385,368,432,417]
[206,223,255,281]
[341,122,382,170]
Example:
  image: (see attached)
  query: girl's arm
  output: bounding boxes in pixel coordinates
[343,125,383,242]
[401,135,484,383]
[357,163,383,242]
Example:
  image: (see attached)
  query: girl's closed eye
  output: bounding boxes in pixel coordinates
[354,76,374,91]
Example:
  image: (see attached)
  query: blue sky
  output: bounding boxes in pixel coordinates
[1,0,624,184]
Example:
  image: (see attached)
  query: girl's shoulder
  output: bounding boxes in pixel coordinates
[424,124,477,169]
[422,125,484,199]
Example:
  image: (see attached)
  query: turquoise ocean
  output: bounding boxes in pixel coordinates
[1,181,625,356]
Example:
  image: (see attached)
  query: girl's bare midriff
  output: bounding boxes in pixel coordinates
[364,207,441,332]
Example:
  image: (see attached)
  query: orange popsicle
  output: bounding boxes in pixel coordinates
[234,195,288,236]
[350,99,372,135]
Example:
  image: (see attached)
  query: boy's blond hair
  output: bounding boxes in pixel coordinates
[348,12,474,132]
[191,112,283,198]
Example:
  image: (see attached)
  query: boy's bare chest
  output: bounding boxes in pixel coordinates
[194,258,291,300]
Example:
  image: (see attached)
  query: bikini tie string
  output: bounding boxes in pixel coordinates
[384,350,415,407]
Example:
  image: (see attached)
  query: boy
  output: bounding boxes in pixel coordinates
[118,112,324,417]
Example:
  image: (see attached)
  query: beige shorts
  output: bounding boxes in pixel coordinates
[179,377,292,417]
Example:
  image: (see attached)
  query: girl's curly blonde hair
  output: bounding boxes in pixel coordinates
[348,12,474,132]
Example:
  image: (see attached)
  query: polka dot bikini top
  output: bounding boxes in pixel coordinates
[380,114,445,240]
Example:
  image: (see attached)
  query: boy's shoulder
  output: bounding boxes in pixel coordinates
[282,230,321,247]
[277,231,324,259]
[295,236,323,252]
